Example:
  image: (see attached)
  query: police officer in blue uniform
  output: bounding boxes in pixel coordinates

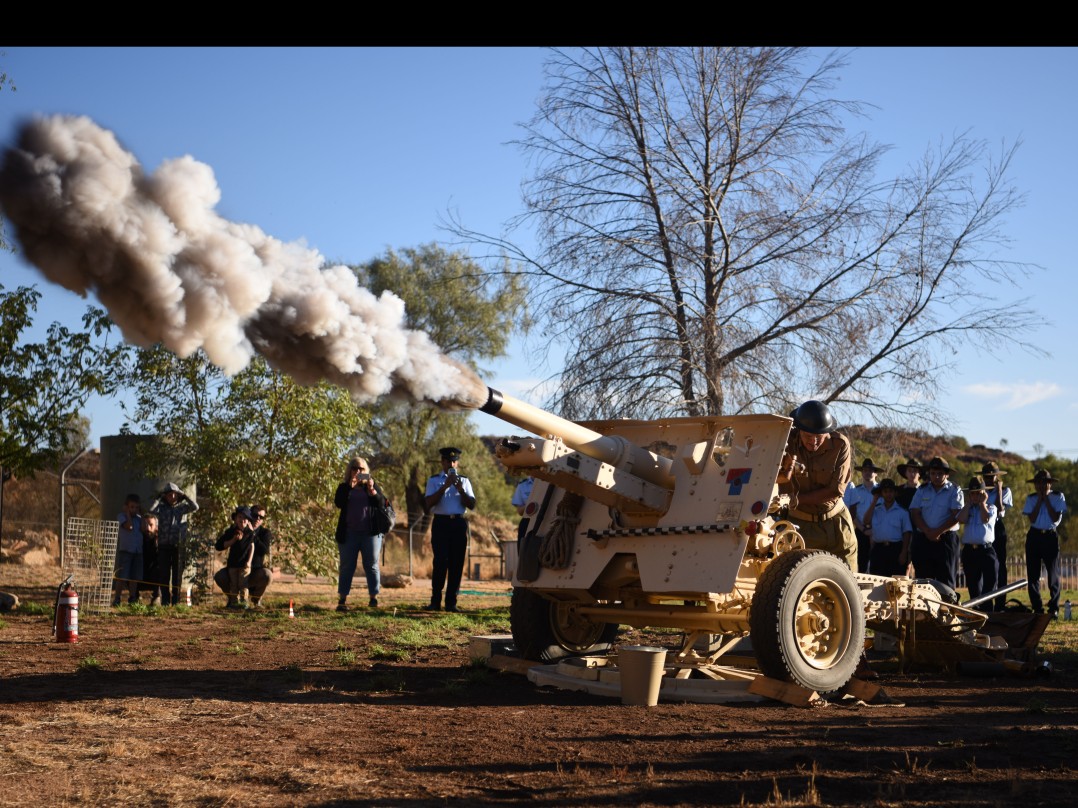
[424,447,476,612]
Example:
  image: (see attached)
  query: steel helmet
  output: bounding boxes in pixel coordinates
[790,400,836,434]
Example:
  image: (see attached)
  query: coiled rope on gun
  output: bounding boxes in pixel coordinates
[537,491,584,570]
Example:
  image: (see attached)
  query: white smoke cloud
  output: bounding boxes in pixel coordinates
[0,114,487,408]
[963,381,1061,410]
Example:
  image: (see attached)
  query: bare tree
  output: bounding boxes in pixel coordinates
[456,47,1041,427]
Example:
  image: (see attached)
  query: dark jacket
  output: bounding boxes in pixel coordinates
[216,525,255,570]
[334,482,388,544]
[251,525,273,570]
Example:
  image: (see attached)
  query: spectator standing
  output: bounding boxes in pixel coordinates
[846,458,884,573]
[909,457,964,589]
[981,461,1013,610]
[150,482,199,606]
[777,400,857,571]
[334,457,390,612]
[1023,469,1068,619]
[958,476,998,602]
[862,478,912,576]
[424,447,476,612]
[140,514,161,606]
[112,494,143,606]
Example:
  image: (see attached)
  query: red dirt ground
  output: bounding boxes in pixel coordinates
[1,565,1077,807]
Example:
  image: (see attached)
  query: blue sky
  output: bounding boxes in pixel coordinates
[1,47,1075,459]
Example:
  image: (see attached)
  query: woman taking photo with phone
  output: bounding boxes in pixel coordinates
[334,456,390,611]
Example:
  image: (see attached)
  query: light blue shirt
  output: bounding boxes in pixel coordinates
[869,501,912,542]
[116,511,143,554]
[987,486,1013,516]
[425,471,475,516]
[962,504,997,545]
[910,480,964,531]
[845,483,875,527]
[1023,491,1067,530]
[512,477,534,510]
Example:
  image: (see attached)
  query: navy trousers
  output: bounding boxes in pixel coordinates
[1025,528,1061,615]
[911,530,959,589]
[430,516,469,609]
[960,543,998,601]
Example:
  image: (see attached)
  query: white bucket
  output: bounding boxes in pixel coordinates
[617,645,667,706]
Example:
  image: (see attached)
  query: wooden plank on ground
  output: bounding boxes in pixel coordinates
[747,675,818,707]
[486,655,541,675]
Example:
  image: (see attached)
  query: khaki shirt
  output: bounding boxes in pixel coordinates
[780,430,852,516]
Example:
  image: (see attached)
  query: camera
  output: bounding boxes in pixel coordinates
[356,472,370,482]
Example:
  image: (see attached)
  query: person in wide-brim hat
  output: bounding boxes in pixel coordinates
[897,458,923,477]
[871,478,898,495]
[857,458,885,473]
[1028,469,1056,485]
[926,456,952,473]
[981,460,1007,477]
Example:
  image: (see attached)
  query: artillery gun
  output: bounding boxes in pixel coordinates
[481,387,1008,692]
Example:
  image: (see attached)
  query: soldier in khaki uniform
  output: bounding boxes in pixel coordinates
[778,400,857,571]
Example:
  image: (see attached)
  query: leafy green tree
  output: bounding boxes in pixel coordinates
[1,285,126,476]
[349,244,527,523]
[128,347,367,578]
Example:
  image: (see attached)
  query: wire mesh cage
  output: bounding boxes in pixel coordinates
[63,517,119,614]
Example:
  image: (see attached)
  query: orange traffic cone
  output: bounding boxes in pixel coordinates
[288,599,295,618]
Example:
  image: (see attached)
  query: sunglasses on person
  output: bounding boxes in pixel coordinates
[253,512,266,521]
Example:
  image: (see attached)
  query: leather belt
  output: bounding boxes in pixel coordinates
[434,514,465,520]
[962,543,992,550]
[790,500,845,523]
[1029,528,1057,536]
[871,539,902,545]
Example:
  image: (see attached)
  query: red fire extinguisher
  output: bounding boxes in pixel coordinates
[53,575,79,643]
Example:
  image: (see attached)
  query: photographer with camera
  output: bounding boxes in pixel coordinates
[334,456,390,612]
[424,447,476,612]
[214,506,256,609]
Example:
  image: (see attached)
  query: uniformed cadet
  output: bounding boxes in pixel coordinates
[909,456,964,589]
[1023,469,1068,618]
[512,476,535,540]
[424,447,476,612]
[981,461,1013,611]
[862,478,912,576]
[846,458,885,573]
[958,476,998,602]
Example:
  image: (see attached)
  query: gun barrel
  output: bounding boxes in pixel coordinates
[480,387,673,487]
[962,579,1027,610]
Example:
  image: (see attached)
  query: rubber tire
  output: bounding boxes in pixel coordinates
[510,587,619,662]
[749,549,865,692]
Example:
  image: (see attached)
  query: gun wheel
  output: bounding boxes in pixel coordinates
[772,524,806,555]
[511,587,619,661]
[750,549,864,692]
